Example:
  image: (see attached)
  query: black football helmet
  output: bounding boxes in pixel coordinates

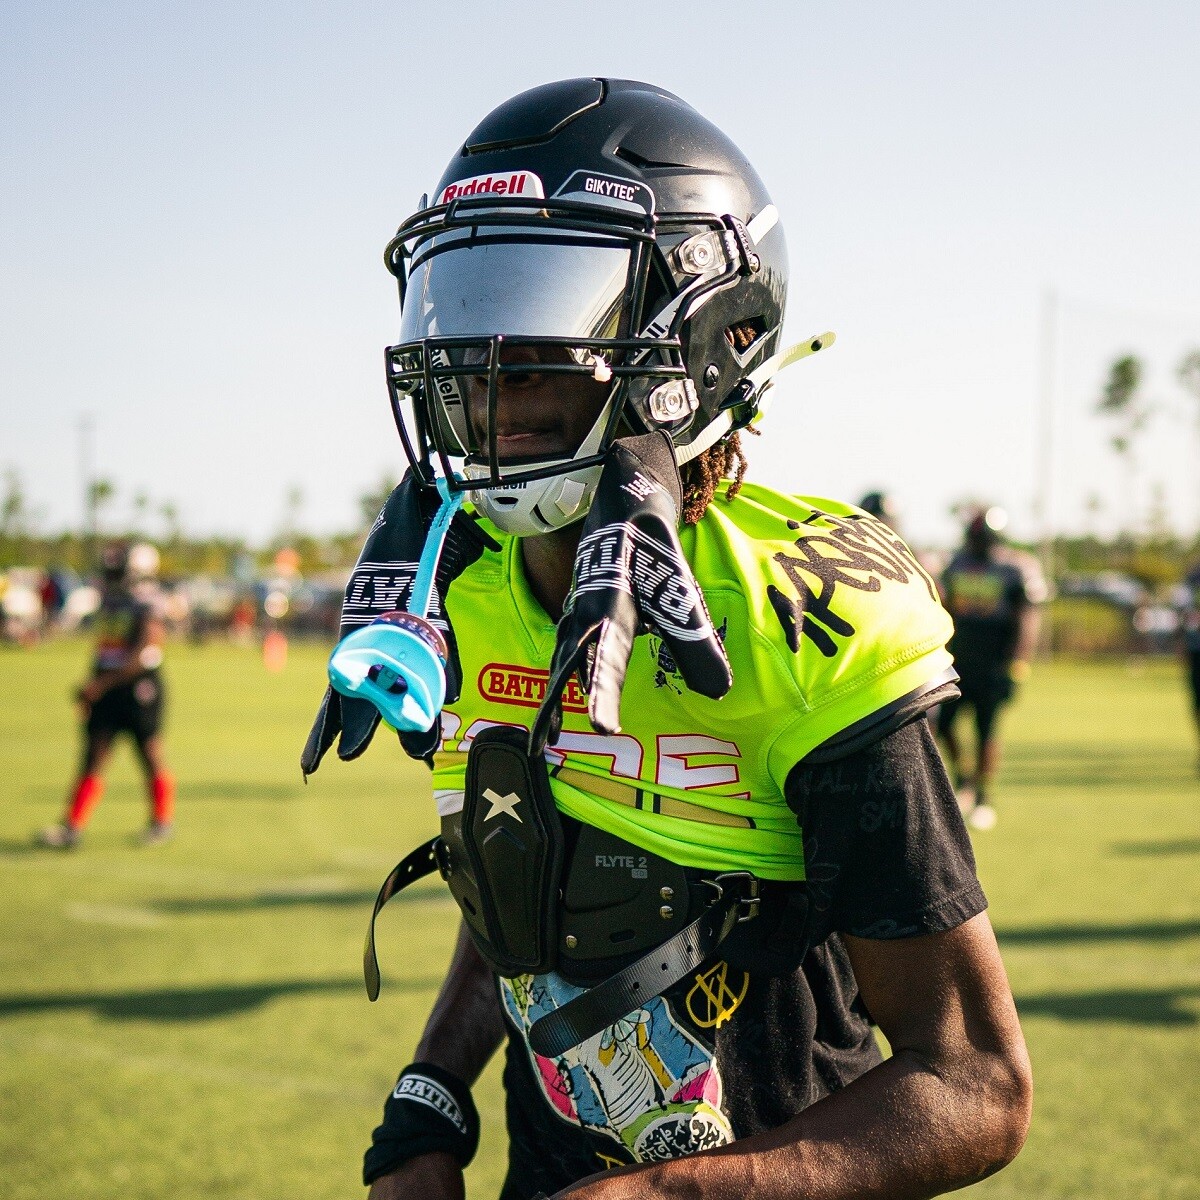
[860,491,900,524]
[384,78,818,534]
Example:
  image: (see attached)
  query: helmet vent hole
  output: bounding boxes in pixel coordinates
[725,317,770,367]
[725,318,767,354]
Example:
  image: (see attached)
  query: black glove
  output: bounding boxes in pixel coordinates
[301,474,497,775]
[530,431,732,755]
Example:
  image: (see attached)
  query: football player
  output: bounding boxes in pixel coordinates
[304,79,1031,1200]
[936,509,1046,828]
[38,542,175,848]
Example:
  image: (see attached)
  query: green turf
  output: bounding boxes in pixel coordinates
[1,641,1197,1198]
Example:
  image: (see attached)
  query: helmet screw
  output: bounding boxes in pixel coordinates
[648,379,699,423]
[659,905,675,920]
[748,253,761,273]
[703,365,720,389]
[565,934,578,949]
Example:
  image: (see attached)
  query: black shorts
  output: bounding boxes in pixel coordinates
[936,663,1012,741]
[954,667,1014,709]
[86,674,164,742]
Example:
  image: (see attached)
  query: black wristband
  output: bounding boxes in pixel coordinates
[363,1062,481,1186]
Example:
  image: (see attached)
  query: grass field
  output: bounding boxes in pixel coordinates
[1,639,1198,1199]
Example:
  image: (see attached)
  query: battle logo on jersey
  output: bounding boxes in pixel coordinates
[478,663,590,713]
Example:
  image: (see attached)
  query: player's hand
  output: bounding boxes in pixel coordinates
[367,1152,465,1200]
[530,431,732,754]
[301,473,498,774]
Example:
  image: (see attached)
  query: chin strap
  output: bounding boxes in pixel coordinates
[674,329,837,466]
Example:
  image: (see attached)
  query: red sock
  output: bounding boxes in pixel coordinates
[66,775,104,830]
[151,773,175,826]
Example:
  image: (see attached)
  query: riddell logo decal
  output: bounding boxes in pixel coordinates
[438,172,544,203]
[478,662,588,712]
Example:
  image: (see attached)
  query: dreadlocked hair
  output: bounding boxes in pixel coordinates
[677,320,767,522]
[679,428,755,525]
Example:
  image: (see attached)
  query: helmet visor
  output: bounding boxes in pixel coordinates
[399,227,631,344]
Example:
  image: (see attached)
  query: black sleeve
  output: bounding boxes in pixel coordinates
[785,716,986,942]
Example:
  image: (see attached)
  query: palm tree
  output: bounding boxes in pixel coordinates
[1177,350,1200,534]
[1095,355,1151,530]
[88,478,116,534]
[131,491,151,536]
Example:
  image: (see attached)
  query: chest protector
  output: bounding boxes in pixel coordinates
[446,725,566,976]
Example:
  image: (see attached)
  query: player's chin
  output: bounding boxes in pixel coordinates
[494,434,570,460]
[471,441,575,468]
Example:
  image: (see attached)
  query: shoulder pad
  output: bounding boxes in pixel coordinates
[766,500,945,659]
[758,500,956,774]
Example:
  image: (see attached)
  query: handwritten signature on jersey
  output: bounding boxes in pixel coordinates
[769,510,938,658]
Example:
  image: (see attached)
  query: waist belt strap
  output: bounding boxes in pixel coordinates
[364,836,442,1001]
[364,848,761,1057]
[527,872,759,1058]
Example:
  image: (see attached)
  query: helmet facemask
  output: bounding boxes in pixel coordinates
[384,193,759,534]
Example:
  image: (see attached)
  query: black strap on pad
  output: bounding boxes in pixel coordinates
[363,836,442,1001]
[528,872,759,1058]
[461,724,565,976]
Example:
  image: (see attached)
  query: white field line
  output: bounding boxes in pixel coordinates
[0,1029,382,1104]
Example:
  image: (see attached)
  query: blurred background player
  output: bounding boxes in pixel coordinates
[936,507,1046,829]
[37,542,175,848]
[859,490,900,531]
[1176,558,1200,772]
[860,489,946,578]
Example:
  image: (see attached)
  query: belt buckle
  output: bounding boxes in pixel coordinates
[707,871,761,923]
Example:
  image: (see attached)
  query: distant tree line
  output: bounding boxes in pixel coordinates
[7,379,1200,591]
[0,470,400,578]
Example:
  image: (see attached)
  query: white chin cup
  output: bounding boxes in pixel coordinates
[467,462,603,535]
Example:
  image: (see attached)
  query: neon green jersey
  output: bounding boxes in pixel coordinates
[431,482,953,882]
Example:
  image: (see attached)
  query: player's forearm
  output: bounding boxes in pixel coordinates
[413,919,506,1085]
[565,1041,1031,1200]
[718,1041,1030,1199]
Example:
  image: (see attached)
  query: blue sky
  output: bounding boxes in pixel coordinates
[3,1,1198,547]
